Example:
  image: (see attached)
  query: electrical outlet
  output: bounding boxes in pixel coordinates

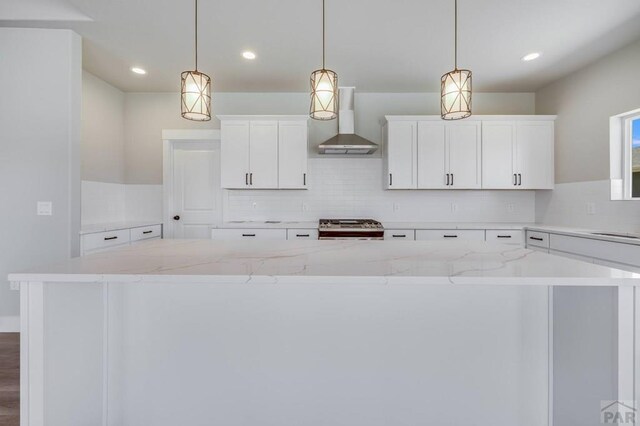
[37,201,52,216]
[393,203,400,212]
[252,202,257,209]
[302,202,309,212]
[586,202,596,215]
[507,203,515,213]
[450,203,458,213]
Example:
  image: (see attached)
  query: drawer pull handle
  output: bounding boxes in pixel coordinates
[296,234,310,237]
[444,235,458,238]
[393,234,406,238]
[143,230,153,234]
[529,237,544,241]
[242,234,256,237]
[104,236,118,241]
[497,235,512,239]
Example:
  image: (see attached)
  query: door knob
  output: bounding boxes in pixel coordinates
[173,215,180,221]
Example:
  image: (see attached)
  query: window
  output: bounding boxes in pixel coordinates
[632,117,640,198]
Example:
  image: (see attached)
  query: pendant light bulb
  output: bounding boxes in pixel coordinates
[310,0,338,120]
[181,0,211,121]
[441,0,472,120]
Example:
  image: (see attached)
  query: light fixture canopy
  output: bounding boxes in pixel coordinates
[310,0,338,120]
[441,0,472,120]
[181,0,211,121]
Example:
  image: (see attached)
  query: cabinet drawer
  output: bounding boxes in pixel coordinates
[384,230,416,240]
[416,229,485,241]
[485,230,523,245]
[130,225,162,242]
[550,234,640,268]
[286,229,319,240]
[211,229,287,241]
[82,229,131,252]
[526,231,550,249]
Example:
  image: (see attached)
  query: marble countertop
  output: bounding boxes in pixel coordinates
[213,221,533,230]
[80,221,163,235]
[9,239,639,286]
[524,225,640,246]
[213,221,318,229]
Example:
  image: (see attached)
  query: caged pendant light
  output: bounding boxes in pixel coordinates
[310,0,338,120]
[441,0,472,120]
[181,0,211,121]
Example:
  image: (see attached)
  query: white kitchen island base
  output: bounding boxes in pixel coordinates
[10,239,640,426]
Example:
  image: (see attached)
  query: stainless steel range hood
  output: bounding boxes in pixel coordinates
[318,87,378,155]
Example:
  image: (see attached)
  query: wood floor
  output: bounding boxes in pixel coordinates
[0,333,19,426]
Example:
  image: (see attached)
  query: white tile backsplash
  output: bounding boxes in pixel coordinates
[82,180,162,225]
[225,158,536,222]
[536,180,640,232]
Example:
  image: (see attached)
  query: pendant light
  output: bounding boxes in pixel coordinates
[181,0,211,121]
[441,0,472,120]
[310,0,338,120]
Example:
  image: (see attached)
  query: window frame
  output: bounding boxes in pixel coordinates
[623,113,640,200]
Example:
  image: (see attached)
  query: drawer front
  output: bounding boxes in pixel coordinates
[526,231,550,249]
[416,230,485,241]
[82,229,131,252]
[384,230,416,241]
[550,234,640,268]
[287,229,319,240]
[211,229,287,241]
[485,230,523,245]
[131,225,162,242]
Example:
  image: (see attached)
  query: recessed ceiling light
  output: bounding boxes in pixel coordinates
[130,67,147,75]
[521,52,541,62]
[242,51,256,60]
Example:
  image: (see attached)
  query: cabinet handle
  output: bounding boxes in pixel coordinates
[303,173,306,186]
[443,235,458,238]
[296,234,310,238]
[389,173,393,186]
[518,174,522,186]
[497,235,512,239]
[245,173,249,186]
[529,236,544,241]
[250,173,253,185]
[446,174,450,186]
[451,174,454,186]
[142,230,153,235]
[104,236,118,241]
[513,174,517,186]
[393,234,406,238]
[242,234,256,237]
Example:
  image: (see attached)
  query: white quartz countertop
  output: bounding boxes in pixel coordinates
[524,225,640,246]
[213,221,533,230]
[9,239,639,286]
[213,221,318,229]
[80,221,162,235]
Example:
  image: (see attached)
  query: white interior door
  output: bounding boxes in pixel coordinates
[482,122,516,189]
[171,142,222,239]
[447,122,482,189]
[249,121,279,189]
[417,121,447,189]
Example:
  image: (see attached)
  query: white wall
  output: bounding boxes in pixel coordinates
[226,158,535,223]
[0,28,81,328]
[82,71,125,183]
[81,181,162,225]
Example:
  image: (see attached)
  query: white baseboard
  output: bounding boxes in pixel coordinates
[0,315,19,332]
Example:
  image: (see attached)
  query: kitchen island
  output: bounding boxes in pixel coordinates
[9,239,640,426]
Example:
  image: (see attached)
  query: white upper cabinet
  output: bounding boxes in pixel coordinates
[278,120,308,189]
[482,119,554,189]
[219,116,308,190]
[386,116,555,191]
[385,121,417,189]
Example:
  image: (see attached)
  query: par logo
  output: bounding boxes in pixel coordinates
[601,400,637,424]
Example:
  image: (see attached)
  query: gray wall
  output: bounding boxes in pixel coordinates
[82,71,125,183]
[0,28,81,323]
[536,38,640,184]
[123,92,534,184]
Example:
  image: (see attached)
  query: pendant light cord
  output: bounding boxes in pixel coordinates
[454,0,458,70]
[195,0,199,71]
[322,0,326,69]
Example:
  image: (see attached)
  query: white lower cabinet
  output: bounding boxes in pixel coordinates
[81,224,163,256]
[384,230,416,240]
[416,229,485,241]
[525,231,550,249]
[485,230,523,245]
[212,228,287,241]
[287,229,319,240]
[131,225,162,243]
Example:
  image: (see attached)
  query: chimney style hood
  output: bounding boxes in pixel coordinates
[318,87,379,155]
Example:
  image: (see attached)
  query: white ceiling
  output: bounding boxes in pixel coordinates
[3,0,640,93]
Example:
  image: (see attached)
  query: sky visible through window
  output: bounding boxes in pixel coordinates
[634,118,640,148]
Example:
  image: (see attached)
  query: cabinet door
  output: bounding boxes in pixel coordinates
[278,121,308,189]
[249,121,279,189]
[386,121,417,189]
[221,121,250,188]
[516,121,554,189]
[417,122,447,189]
[212,228,287,241]
[447,122,482,189]
[416,229,485,241]
[482,122,516,189]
